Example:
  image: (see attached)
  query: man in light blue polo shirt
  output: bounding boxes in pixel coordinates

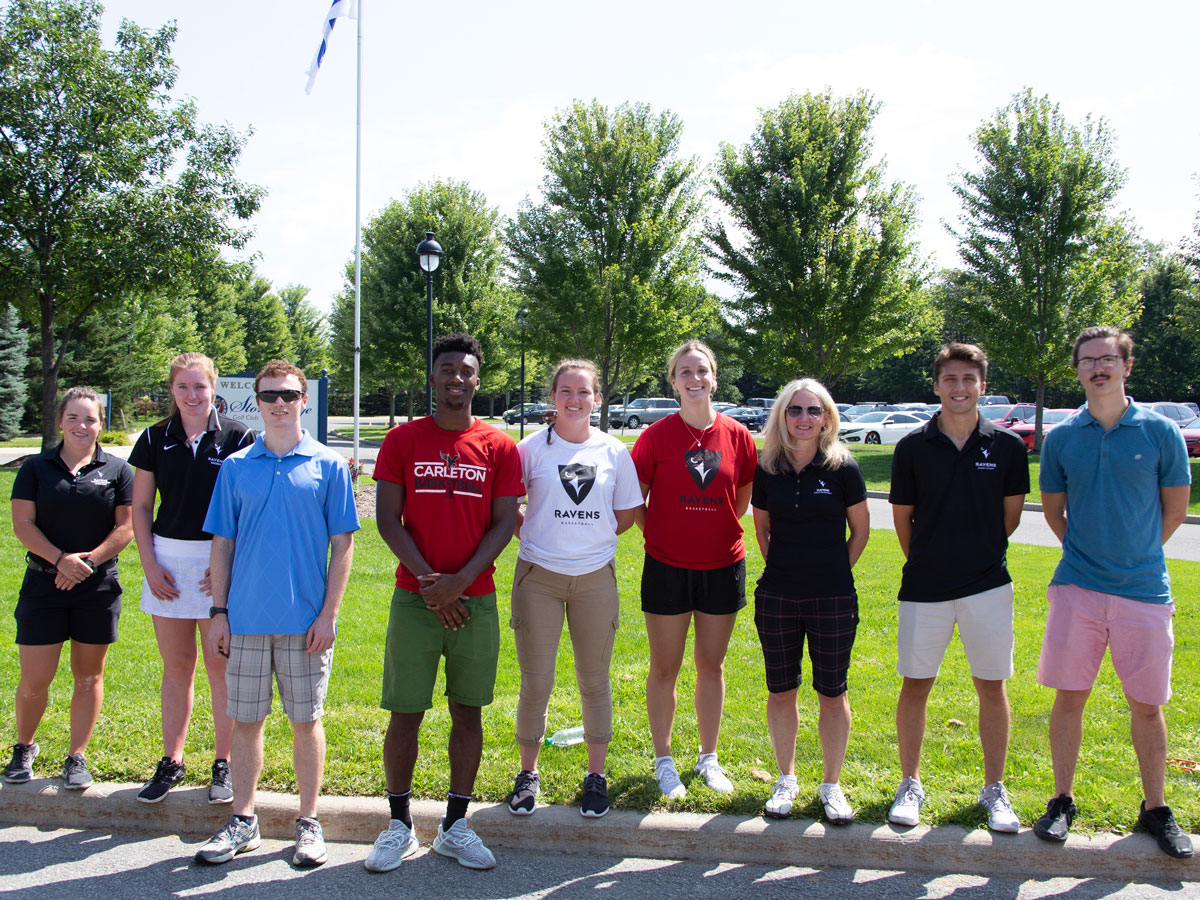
[195,359,359,868]
[1034,326,1192,858]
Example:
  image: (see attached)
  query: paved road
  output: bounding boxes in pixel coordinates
[0,825,1193,900]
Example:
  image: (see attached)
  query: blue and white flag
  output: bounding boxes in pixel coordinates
[304,0,358,95]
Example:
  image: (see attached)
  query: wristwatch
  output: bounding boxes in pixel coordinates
[209,606,229,618]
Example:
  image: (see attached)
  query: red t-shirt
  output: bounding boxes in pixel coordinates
[374,417,523,595]
[631,413,758,569]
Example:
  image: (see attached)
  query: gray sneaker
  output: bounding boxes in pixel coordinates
[208,759,233,805]
[433,818,495,869]
[293,816,328,867]
[888,776,925,826]
[195,815,261,864]
[364,818,419,872]
[2,742,39,783]
[61,754,92,790]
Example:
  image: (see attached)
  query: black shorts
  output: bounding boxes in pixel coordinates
[754,588,857,697]
[15,572,122,645]
[641,555,746,616]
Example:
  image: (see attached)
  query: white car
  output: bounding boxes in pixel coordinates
[838,411,925,445]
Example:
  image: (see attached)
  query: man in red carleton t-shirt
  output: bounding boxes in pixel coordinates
[366,333,522,873]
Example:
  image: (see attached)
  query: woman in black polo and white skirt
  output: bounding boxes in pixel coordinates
[128,353,254,804]
[5,387,134,789]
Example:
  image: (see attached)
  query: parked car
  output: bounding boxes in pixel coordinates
[501,402,538,423]
[608,397,680,428]
[723,407,766,431]
[1009,408,1075,451]
[978,395,1011,406]
[539,408,602,427]
[1180,416,1200,457]
[980,403,1036,426]
[505,403,554,425]
[712,402,738,414]
[1144,401,1196,427]
[1185,402,1199,417]
[744,397,777,409]
[837,411,925,445]
[840,403,899,421]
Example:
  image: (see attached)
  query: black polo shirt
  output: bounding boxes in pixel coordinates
[889,413,1030,603]
[752,451,867,597]
[12,444,134,594]
[128,410,255,540]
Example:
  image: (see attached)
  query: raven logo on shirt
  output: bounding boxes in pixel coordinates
[558,463,597,505]
[440,451,460,468]
[684,449,721,490]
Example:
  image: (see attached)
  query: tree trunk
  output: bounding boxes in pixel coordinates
[1033,380,1046,453]
[388,390,396,428]
[39,296,59,451]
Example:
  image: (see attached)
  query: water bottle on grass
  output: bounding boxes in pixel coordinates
[545,725,585,747]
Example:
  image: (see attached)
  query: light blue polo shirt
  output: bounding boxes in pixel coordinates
[204,431,360,634]
[1039,401,1190,602]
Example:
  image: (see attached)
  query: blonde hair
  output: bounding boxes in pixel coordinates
[667,340,717,384]
[759,378,849,474]
[160,352,218,424]
[544,358,602,445]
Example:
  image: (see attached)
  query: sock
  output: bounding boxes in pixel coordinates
[388,790,412,828]
[443,792,471,829]
[233,813,255,825]
[697,751,718,768]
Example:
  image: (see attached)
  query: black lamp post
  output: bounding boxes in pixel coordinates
[516,306,529,440]
[416,231,443,415]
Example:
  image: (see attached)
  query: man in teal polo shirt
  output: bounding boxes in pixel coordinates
[1034,326,1192,858]
[195,359,360,868]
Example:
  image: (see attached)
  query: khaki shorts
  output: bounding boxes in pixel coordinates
[225,633,333,723]
[897,583,1014,680]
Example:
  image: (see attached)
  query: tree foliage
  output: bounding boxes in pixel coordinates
[234,274,294,372]
[946,89,1140,447]
[0,0,261,447]
[279,283,329,377]
[0,304,28,439]
[1126,248,1200,401]
[707,89,933,387]
[508,100,716,424]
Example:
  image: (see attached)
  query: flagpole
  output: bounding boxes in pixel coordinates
[352,0,363,473]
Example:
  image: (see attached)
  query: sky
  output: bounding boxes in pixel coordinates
[94,0,1200,315]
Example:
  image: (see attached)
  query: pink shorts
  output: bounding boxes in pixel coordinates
[1037,584,1174,705]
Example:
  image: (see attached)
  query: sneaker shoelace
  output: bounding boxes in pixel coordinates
[583,773,607,795]
[296,820,321,846]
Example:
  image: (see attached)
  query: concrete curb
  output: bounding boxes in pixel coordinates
[0,780,1193,881]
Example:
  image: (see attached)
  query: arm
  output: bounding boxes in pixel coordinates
[633,481,650,531]
[514,501,526,538]
[1042,491,1067,544]
[132,469,179,600]
[307,531,353,653]
[845,499,870,568]
[1161,485,1190,544]
[614,506,638,535]
[733,481,753,519]
[1003,493,1026,538]
[752,506,770,560]
[205,535,235,658]
[375,479,436,582]
[54,505,134,591]
[892,503,915,559]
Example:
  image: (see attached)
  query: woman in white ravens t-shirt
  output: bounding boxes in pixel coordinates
[505,359,643,819]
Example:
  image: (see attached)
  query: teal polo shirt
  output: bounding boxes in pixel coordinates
[1039,402,1190,602]
[204,431,360,634]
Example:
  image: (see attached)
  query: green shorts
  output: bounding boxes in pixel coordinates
[381,587,500,712]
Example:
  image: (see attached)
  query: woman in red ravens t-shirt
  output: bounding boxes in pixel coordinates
[630,340,757,800]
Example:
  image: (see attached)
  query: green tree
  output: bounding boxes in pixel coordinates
[508,100,716,427]
[0,303,28,439]
[947,89,1140,449]
[192,274,248,375]
[234,274,294,371]
[707,90,933,388]
[0,0,261,447]
[1127,248,1200,401]
[279,283,330,377]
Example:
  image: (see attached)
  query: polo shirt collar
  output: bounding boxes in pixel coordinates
[47,441,110,471]
[795,448,827,472]
[165,407,222,441]
[922,411,995,448]
[245,429,320,459]
[1077,397,1140,429]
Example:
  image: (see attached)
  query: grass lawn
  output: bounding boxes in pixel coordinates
[1,469,1197,833]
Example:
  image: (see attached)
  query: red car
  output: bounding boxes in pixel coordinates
[1181,416,1200,457]
[1009,408,1076,452]
[980,403,1036,427]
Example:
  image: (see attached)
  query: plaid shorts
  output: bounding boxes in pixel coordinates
[225,633,333,723]
[754,588,858,697]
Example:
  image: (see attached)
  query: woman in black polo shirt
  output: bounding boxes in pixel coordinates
[128,353,254,804]
[750,378,868,824]
[5,387,134,790]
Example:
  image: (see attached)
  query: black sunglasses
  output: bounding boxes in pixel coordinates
[785,405,824,419]
[257,389,304,404]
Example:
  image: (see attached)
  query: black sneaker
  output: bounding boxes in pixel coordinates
[1139,802,1194,859]
[1033,794,1076,842]
[507,769,540,815]
[137,757,186,803]
[62,754,92,790]
[2,742,39,783]
[209,759,233,805]
[581,772,610,818]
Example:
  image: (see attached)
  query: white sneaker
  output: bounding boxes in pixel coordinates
[888,776,925,826]
[364,819,419,872]
[979,781,1020,833]
[654,756,687,799]
[765,775,798,818]
[694,752,734,793]
[433,818,495,870]
[818,782,853,825]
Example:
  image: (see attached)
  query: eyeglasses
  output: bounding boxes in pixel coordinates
[257,389,304,404]
[786,405,825,419]
[1076,355,1123,371]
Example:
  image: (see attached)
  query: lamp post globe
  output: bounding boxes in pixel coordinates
[416,231,444,413]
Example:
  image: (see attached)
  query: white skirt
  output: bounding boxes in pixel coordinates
[140,536,213,620]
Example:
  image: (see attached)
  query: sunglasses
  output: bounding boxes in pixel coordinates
[257,389,304,404]
[786,405,825,419]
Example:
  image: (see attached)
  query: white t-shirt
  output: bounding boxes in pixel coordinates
[517,427,643,576]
